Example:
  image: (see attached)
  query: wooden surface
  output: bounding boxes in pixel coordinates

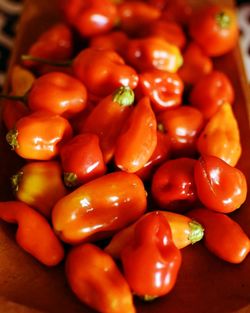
[1,0,250,312]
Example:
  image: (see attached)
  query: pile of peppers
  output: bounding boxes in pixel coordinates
[0,0,250,312]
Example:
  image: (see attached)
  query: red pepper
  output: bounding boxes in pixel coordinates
[135,130,171,181]
[151,158,197,211]
[6,110,72,160]
[105,211,204,259]
[162,0,193,25]
[81,86,135,163]
[60,0,117,37]
[149,20,186,50]
[189,5,239,57]
[157,106,204,157]
[189,71,234,120]
[194,155,247,213]
[60,133,106,187]
[178,42,213,86]
[115,97,157,173]
[121,211,182,299]
[66,243,136,313]
[126,37,183,73]
[117,1,160,36]
[72,48,139,98]
[0,201,64,266]
[27,72,87,118]
[23,23,73,69]
[136,70,184,113]
[188,208,250,263]
[11,161,68,218]
[89,31,129,58]
[52,172,147,244]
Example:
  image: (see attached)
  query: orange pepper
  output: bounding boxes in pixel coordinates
[0,201,64,266]
[105,211,204,259]
[66,243,135,313]
[197,103,241,167]
[11,161,68,218]
[52,172,147,244]
[6,110,73,160]
[10,65,35,96]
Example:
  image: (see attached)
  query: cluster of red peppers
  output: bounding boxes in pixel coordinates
[0,0,250,312]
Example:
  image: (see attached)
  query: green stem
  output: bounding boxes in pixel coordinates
[64,172,78,187]
[188,220,205,244]
[6,129,19,150]
[215,11,231,29]
[21,55,73,67]
[11,171,23,192]
[112,86,135,107]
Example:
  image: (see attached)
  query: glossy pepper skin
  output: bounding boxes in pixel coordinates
[151,158,197,211]
[189,71,234,120]
[11,161,67,218]
[197,103,241,166]
[6,110,73,160]
[149,20,186,50]
[60,133,106,187]
[126,37,183,73]
[117,1,160,36]
[81,86,135,163]
[105,211,204,259]
[135,130,171,181]
[0,201,64,266]
[157,106,204,157]
[115,97,157,173]
[178,42,213,86]
[189,5,238,56]
[72,48,139,99]
[188,208,250,263]
[60,0,117,37]
[27,72,87,118]
[52,172,147,244]
[136,70,184,113]
[66,243,136,313]
[194,155,247,213]
[121,211,182,299]
[23,23,73,69]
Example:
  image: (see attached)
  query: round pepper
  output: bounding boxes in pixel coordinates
[149,20,186,50]
[162,0,192,25]
[6,110,73,160]
[11,161,68,218]
[72,48,139,98]
[2,99,30,130]
[189,71,234,119]
[60,0,118,37]
[10,65,35,96]
[157,106,204,157]
[117,1,160,36]
[136,70,184,112]
[121,211,182,299]
[151,158,197,210]
[60,133,106,187]
[194,155,247,213]
[189,5,239,56]
[23,23,73,69]
[0,201,64,266]
[178,42,213,86]
[52,171,147,244]
[115,97,157,173]
[126,37,183,73]
[188,208,250,264]
[66,243,136,313]
[27,72,87,118]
